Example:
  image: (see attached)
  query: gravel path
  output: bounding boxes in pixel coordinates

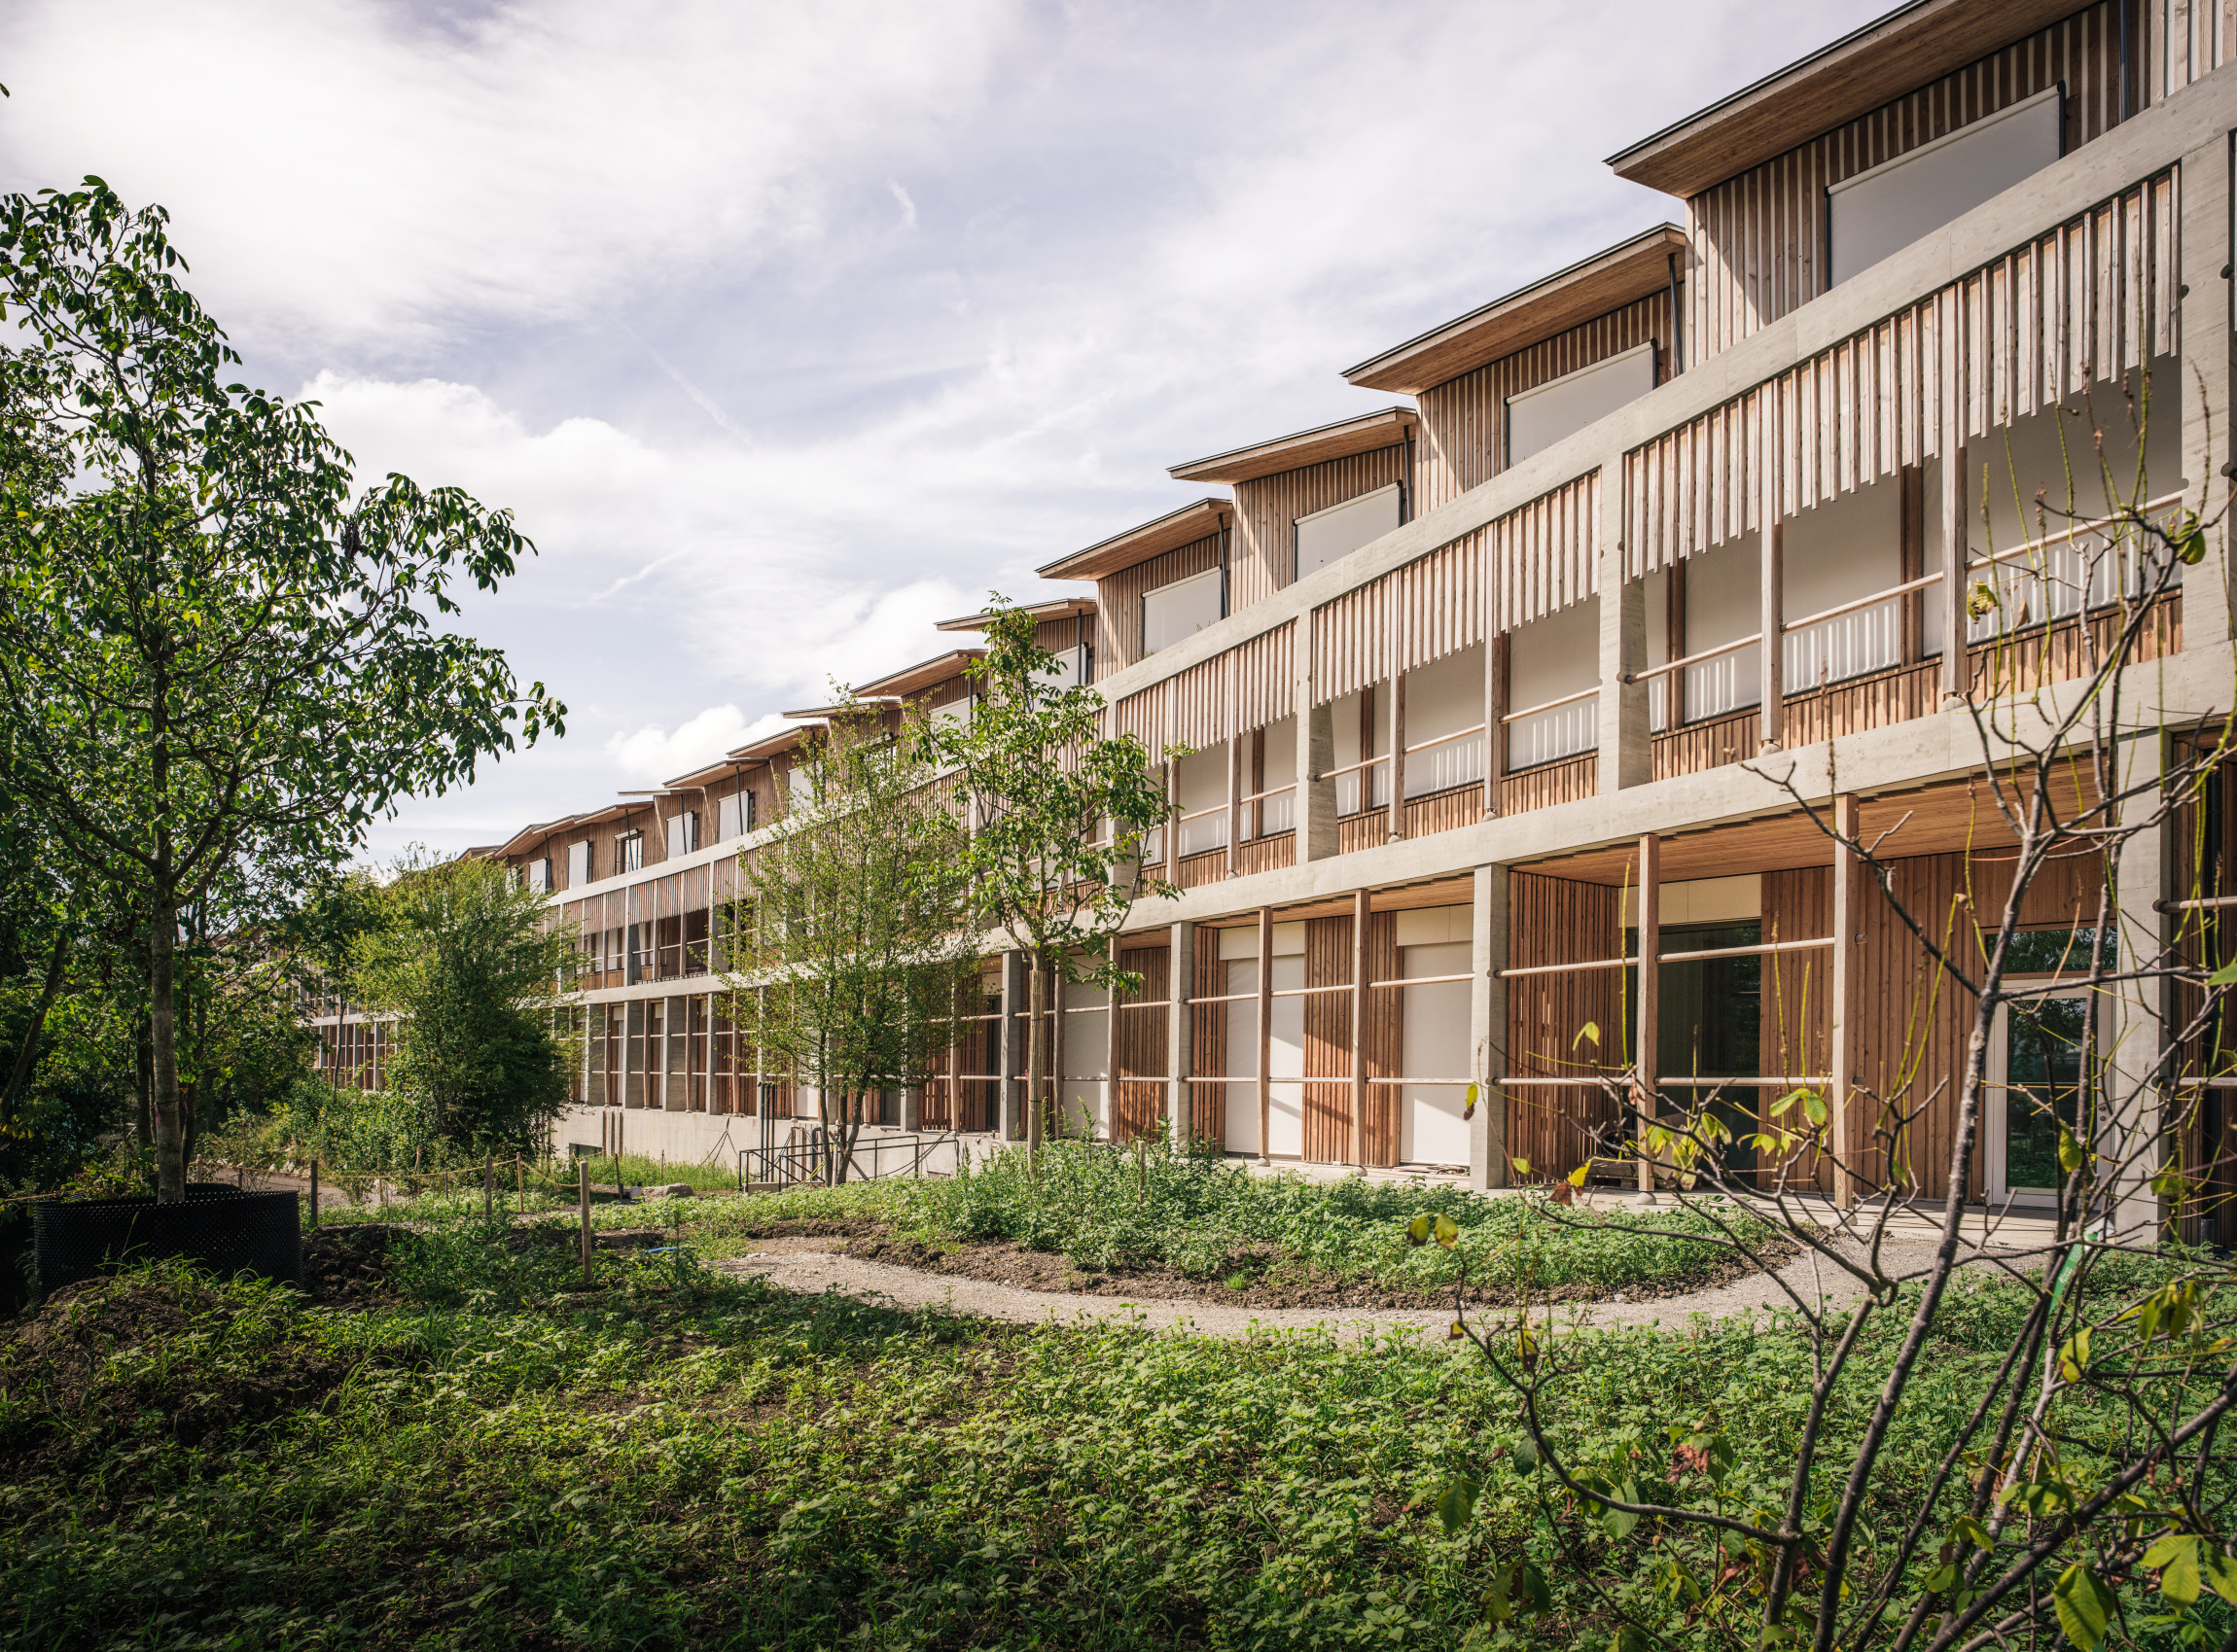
[715,1228,1968,1339]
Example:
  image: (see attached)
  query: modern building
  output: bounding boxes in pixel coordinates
[349,0,2235,1235]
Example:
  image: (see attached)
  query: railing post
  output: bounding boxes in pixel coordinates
[1636,832,1659,1195]
[1385,595,1406,840]
[2179,130,2233,651]
[1225,653,1242,877]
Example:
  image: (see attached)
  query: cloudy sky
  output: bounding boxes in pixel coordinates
[1,0,1884,862]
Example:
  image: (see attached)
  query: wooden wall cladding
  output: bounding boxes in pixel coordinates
[2167,726,2237,1244]
[1296,912,1403,1166]
[1501,754,1596,816]
[1758,866,1834,1194]
[1178,850,1227,891]
[1685,1,2134,366]
[1112,943,1170,1142]
[1506,873,1626,1179]
[1230,445,1409,612]
[1095,532,1221,679]
[1418,296,1670,509]
[1237,833,1296,875]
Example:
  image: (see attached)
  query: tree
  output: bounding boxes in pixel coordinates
[727,702,983,1184]
[927,599,1178,1158]
[0,181,563,1200]
[1431,369,2237,1652]
[349,853,581,1153]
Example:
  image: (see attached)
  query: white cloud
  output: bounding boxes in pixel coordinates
[605,705,781,784]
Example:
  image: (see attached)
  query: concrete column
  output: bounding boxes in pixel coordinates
[1296,615,1339,861]
[1598,578,1650,791]
[2109,730,2168,1241]
[998,949,1024,1141]
[1938,291,1970,696]
[1386,664,1407,842]
[1470,864,1509,1190]
[1256,905,1274,1164]
[1758,398,1786,750]
[1636,833,1660,1193]
[2178,130,2232,650]
[901,1082,922,1134]
[1168,921,1194,1145]
[1483,634,1508,818]
[1351,889,1370,1170]
[1829,795,1863,1206]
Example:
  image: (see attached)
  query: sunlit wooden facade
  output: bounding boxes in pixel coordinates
[467,0,2237,1233]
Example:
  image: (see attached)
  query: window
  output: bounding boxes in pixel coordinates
[526,857,551,893]
[1507,342,1657,467]
[787,762,815,810]
[567,840,592,887]
[615,831,643,875]
[665,810,698,859]
[1828,85,2061,287]
[718,790,752,841]
[1295,483,1401,580]
[1142,565,1223,654]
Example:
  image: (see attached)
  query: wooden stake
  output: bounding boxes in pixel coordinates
[580,1159,592,1288]
[1637,832,1660,1195]
[308,1159,319,1230]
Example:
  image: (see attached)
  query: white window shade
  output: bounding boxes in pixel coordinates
[567,841,592,887]
[665,811,698,859]
[1295,483,1401,579]
[1142,565,1223,654]
[528,858,551,893]
[1507,342,1657,466]
[717,791,750,842]
[1829,85,2061,286]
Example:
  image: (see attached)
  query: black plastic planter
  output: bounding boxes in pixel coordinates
[33,1185,302,1296]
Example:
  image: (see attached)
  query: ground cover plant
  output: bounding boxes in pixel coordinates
[0,1213,2224,1651]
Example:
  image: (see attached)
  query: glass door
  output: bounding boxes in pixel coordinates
[1986,990,2089,1204]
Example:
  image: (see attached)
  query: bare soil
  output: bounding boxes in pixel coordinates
[736,1218,1792,1311]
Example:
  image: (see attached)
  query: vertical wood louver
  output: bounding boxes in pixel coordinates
[1627,168,2177,579]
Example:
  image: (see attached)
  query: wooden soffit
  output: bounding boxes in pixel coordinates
[1166,406,1417,486]
[1607,0,2089,198]
[1343,226,1687,395]
[1515,774,2103,886]
[936,596,1097,633]
[845,650,984,702]
[1038,499,1230,582]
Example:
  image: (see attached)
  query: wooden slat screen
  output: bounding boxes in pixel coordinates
[1111,943,1168,1142]
[1189,926,1225,1146]
[1687,2,2138,365]
[1232,623,1294,732]
[1490,471,1600,636]
[1505,872,1625,1180]
[1628,170,2179,580]
[1302,916,1355,1164]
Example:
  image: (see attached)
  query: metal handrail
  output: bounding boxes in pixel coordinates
[1500,684,1598,723]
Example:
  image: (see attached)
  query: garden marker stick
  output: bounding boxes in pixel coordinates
[579,1160,592,1287]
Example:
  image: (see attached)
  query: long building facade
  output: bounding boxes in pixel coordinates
[369,0,2237,1232]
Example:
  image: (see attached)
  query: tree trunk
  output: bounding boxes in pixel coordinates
[1,930,69,1118]
[136,1011,154,1147]
[1026,951,1047,1164]
[151,891,186,1201]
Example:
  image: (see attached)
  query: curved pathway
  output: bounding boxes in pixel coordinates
[714,1228,1968,1339]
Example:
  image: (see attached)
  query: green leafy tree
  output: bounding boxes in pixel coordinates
[349,853,581,1153]
[0,181,563,1200]
[728,703,984,1184]
[927,599,1178,1158]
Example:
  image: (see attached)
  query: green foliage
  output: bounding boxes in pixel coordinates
[0,178,561,1197]
[349,853,580,1152]
[727,703,982,1182]
[926,597,1176,986]
[868,1139,1765,1294]
[1,1243,2224,1650]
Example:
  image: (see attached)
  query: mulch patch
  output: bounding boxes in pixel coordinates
[303,1223,402,1307]
[836,1234,1793,1311]
[0,1275,351,1471]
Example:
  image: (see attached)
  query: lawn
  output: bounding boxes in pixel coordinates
[0,1198,2222,1650]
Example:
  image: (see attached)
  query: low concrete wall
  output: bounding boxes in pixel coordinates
[552,1104,1003,1180]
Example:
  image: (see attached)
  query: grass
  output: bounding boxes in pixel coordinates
[0,1211,2224,1651]
[320,1140,1776,1302]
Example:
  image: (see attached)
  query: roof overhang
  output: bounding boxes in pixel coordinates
[1607,0,2086,198]
[1343,226,1687,394]
[1167,406,1416,485]
[847,650,985,701]
[936,596,1097,632]
[1037,499,1230,581]
[780,693,906,720]
[720,726,814,767]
